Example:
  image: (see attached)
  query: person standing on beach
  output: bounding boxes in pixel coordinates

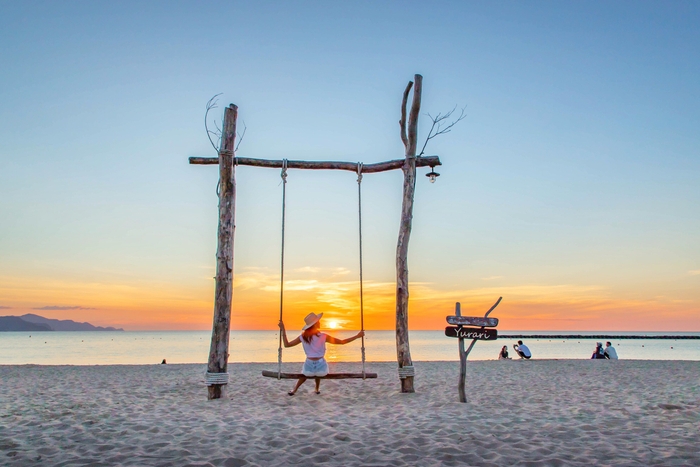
[513,340,532,359]
[604,342,618,360]
[279,312,364,396]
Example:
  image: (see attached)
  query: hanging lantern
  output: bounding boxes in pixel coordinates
[426,167,440,183]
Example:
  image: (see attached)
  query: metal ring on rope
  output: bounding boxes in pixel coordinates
[205,372,230,386]
[398,365,415,379]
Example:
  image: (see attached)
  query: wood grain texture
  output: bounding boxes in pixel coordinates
[399,81,412,148]
[189,155,441,172]
[455,302,467,403]
[446,316,499,327]
[207,104,237,400]
[395,74,423,394]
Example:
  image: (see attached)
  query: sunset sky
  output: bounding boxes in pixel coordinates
[1,1,699,331]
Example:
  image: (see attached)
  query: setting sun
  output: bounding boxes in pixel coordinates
[324,319,341,330]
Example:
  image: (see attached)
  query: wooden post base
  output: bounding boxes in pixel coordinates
[401,376,415,393]
[208,384,225,400]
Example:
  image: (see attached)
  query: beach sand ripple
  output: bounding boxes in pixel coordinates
[1,360,698,466]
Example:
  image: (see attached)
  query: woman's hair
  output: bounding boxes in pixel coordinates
[302,322,319,343]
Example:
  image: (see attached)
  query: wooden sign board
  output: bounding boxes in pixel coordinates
[446,316,499,327]
[445,326,497,341]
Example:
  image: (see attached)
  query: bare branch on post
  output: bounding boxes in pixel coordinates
[418,105,467,157]
[235,121,247,152]
[396,74,422,393]
[207,104,237,400]
[204,94,223,152]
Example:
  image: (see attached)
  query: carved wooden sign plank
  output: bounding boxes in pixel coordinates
[445,326,498,340]
[446,316,499,327]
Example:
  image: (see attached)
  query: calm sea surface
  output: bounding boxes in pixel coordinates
[1,331,699,365]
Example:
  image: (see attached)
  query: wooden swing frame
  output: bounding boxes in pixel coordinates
[191,74,439,399]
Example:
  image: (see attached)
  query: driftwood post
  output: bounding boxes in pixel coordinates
[396,74,422,393]
[450,297,502,403]
[206,104,238,400]
[455,302,468,402]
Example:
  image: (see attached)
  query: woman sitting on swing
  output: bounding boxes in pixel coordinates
[279,312,364,395]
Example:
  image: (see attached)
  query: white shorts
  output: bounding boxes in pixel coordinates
[302,358,329,377]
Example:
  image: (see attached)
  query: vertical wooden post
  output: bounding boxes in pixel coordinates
[456,302,467,403]
[207,104,237,400]
[396,74,422,393]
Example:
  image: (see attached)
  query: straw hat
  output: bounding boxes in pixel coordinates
[302,312,323,330]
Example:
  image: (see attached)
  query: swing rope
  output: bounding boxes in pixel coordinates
[273,160,368,380]
[357,162,366,379]
[277,159,288,379]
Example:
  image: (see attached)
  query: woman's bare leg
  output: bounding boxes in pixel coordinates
[314,377,321,394]
[289,376,307,395]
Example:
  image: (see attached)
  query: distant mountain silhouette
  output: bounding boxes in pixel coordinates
[0,316,52,332]
[0,314,124,332]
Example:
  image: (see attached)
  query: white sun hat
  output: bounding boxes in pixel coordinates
[302,312,323,330]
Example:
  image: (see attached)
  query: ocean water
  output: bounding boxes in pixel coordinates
[1,331,699,365]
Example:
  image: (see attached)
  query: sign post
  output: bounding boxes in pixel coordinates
[446,297,502,403]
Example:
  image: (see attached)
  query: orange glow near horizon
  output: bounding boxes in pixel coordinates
[2,268,699,332]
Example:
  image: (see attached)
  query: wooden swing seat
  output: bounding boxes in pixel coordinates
[261,370,377,379]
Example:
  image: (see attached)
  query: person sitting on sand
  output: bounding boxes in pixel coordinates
[499,345,511,360]
[279,312,364,396]
[513,340,532,359]
[591,342,606,359]
[604,341,618,360]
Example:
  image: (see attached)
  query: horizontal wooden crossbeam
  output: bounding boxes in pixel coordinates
[261,370,377,379]
[189,155,441,173]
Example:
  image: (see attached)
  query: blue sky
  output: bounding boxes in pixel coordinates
[1,1,698,330]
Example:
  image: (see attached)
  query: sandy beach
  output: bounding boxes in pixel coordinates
[1,360,698,466]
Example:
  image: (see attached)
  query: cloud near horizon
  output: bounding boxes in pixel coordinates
[2,267,697,331]
[226,267,700,331]
[0,306,12,309]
